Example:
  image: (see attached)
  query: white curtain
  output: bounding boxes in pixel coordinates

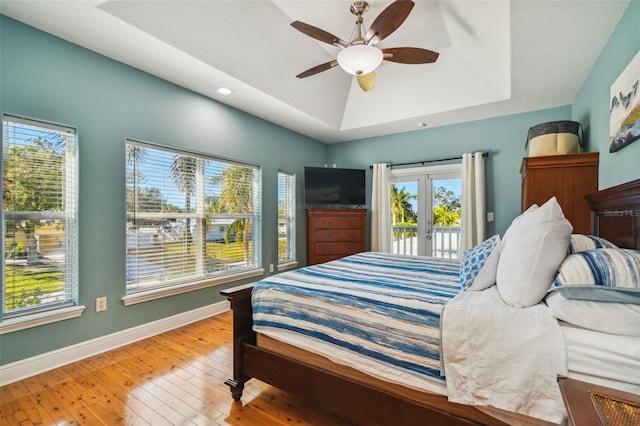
[371,163,392,252]
[460,152,486,252]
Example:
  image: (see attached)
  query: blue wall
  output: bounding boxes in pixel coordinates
[1,0,638,366]
[328,106,572,239]
[0,16,325,365]
[572,0,640,189]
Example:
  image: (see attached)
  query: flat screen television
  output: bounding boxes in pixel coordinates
[304,167,366,206]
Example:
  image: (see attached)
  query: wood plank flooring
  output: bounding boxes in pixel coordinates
[0,311,353,425]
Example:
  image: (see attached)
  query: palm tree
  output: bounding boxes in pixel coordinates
[126,145,145,220]
[213,165,255,262]
[171,155,198,252]
[126,144,145,165]
[390,184,416,224]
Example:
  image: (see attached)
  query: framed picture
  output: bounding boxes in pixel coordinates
[609,50,640,153]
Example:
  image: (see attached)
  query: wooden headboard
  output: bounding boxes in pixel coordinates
[585,178,640,250]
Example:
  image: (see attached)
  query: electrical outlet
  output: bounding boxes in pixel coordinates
[96,297,107,312]
[269,264,274,273]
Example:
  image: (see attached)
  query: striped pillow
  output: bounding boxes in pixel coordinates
[567,234,617,254]
[551,248,640,304]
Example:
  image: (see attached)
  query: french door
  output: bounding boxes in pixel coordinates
[390,164,462,258]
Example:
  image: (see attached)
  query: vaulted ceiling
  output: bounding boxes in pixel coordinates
[0,0,630,143]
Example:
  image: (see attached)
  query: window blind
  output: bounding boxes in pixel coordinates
[277,171,296,263]
[2,115,78,318]
[125,140,261,293]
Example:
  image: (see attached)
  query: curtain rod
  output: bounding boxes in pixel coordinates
[369,152,489,169]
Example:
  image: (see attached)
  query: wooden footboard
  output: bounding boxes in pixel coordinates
[221,285,509,426]
[221,283,255,401]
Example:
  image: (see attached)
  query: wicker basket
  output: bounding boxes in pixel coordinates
[526,121,583,156]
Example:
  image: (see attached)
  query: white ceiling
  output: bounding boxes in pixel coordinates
[0,0,629,143]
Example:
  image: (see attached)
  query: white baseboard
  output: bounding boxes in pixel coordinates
[0,301,229,386]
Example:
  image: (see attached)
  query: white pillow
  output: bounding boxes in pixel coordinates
[470,236,502,291]
[501,204,538,247]
[459,235,501,291]
[545,291,640,336]
[496,197,572,308]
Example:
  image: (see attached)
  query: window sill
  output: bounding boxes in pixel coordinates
[277,261,299,272]
[0,305,86,335]
[122,268,265,306]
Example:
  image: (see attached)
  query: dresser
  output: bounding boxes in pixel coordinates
[520,152,599,234]
[306,208,367,265]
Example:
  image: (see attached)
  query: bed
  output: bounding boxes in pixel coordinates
[221,178,640,425]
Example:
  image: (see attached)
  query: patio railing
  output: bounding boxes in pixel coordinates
[392,225,460,259]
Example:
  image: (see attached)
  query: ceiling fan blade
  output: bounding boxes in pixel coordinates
[382,47,439,64]
[291,21,349,49]
[356,72,376,92]
[296,60,339,78]
[364,0,415,46]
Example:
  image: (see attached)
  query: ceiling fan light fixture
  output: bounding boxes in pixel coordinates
[337,44,383,76]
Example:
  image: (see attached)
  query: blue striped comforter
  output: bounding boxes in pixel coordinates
[252,252,461,385]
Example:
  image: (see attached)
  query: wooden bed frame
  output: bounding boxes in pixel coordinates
[585,178,640,250]
[221,178,640,425]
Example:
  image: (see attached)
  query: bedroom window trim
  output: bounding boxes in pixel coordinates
[125,139,262,296]
[0,305,85,335]
[2,114,79,327]
[121,267,264,306]
[277,170,297,269]
[277,261,298,272]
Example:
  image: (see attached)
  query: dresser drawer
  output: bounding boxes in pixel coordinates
[313,216,364,230]
[307,208,367,265]
[314,242,365,256]
[315,229,363,242]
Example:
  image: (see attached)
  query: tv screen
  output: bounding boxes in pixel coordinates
[304,167,366,206]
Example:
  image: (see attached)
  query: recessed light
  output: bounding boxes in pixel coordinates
[216,87,233,95]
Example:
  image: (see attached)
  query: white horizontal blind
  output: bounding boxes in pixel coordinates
[2,115,78,318]
[125,140,261,293]
[277,171,296,263]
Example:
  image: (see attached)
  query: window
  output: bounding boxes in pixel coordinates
[2,115,78,320]
[125,140,261,298]
[277,171,296,267]
[391,164,462,258]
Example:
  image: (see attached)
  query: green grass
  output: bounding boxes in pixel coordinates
[158,241,248,262]
[129,240,252,281]
[4,264,64,311]
[4,241,252,310]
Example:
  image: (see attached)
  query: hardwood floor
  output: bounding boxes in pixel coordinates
[0,311,353,425]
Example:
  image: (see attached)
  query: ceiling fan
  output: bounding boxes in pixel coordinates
[291,0,439,92]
